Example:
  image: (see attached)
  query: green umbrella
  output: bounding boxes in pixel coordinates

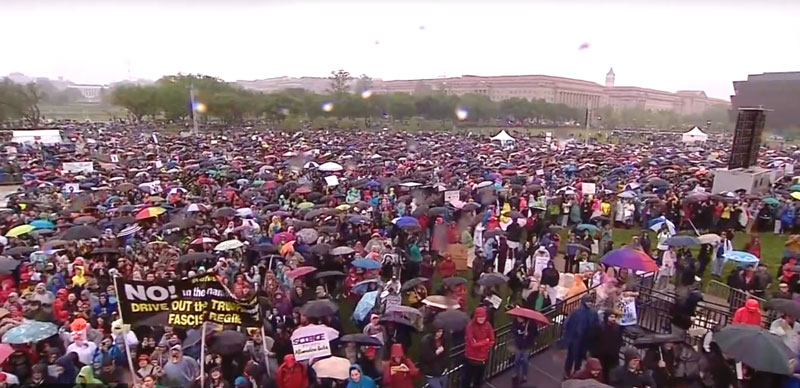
[763,197,780,206]
[577,224,600,234]
[713,324,796,375]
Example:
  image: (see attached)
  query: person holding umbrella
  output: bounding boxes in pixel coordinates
[462,306,495,388]
[511,314,538,384]
[419,328,449,388]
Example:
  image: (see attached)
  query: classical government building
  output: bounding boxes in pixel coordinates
[731,72,800,130]
[238,69,730,115]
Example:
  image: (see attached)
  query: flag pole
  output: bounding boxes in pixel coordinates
[112,275,139,384]
[260,326,271,378]
[200,322,207,387]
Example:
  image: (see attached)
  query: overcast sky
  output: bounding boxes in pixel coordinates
[2,0,798,99]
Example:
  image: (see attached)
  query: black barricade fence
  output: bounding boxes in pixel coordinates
[115,272,261,327]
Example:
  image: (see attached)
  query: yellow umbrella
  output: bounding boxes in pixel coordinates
[6,224,35,237]
[335,204,350,212]
[792,192,800,201]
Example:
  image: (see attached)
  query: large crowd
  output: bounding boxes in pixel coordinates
[0,125,799,388]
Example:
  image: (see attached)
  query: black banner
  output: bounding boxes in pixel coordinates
[115,273,260,328]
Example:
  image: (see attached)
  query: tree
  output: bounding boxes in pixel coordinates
[109,85,159,121]
[0,79,44,126]
[328,70,352,96]
[354,74,373,94]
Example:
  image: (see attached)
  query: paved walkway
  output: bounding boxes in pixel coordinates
[489,347,566,388]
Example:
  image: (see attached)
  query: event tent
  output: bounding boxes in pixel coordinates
[681,127,708,143]
[11,129,62,145]
[490,130,515,145]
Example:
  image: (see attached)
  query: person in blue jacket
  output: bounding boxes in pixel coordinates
[347,364,376,388]
[561,294,600,378]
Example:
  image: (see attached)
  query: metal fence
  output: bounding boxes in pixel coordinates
[432,287,598,387]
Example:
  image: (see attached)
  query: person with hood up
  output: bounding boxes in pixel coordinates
[383,344,419,388]
[75,365,103,387]
[609,348,655,388]
[562,294,600,378]
[463,306,495,388]
[55,352,80,385]
[570,357,604,382]
[276,355,307,388]
[437,253,457,279]
[347,364,376,388]
[590,310,624,380]
[419,328,449,388]
[732,298,762,326]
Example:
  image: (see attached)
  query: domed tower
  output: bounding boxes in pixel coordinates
[605,68,615,87]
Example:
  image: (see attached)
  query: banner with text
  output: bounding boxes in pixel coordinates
[115,273,260,328]
[62,162,94,174]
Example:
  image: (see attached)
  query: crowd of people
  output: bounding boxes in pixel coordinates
[0,125,798,388]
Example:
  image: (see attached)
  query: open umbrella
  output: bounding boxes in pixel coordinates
[6,224,34,238]
[648,216,676,235]
[4,246,35,257]
[300,300,338,318]
[601,249,659,272]
[117,224,141,237]
[312,356,350,380]
[214,239,244,251]
[340,333,383,346]
[297,228,319,243]
[401,277,428,292]
[433,310,470,331]
[0,344,13,365]
[768,299,800,320]
[392,216,421,230]
[697,233,721,245]
[29,219,55,230]
[664,235,700,247]
[318,162,344,172]
[208,331,247,356]
[576,224,600,234]
[314,270,345,279]
[353,291,379,322]
[62,225,102,241]
[477,273,509,287]
[422,295,460,310]
[506,307,550,325]
[632,333,685,348]
[441,277,467,288]
[309,244,331,256]
[286,266,317,279]
[723,251,759,265]
[352,258,381,270]
[379,315,418,330]
[2,320,58,344]
[0,257,20,273]
[331,246,355,256]
[291,324,339,341]
[190,237,218,245]
[714,324,795,375]
[135,207,166,220]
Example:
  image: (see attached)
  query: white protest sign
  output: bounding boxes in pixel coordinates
[62,162,94,174]
[787,164,795,175]
[324,175,339,187]
[5,146,16,154]
[444,190,460,204]
[154,161,163,169]
[63,183,81,193]
[618,297,638,326]
[536,169,545,176]
[140,181,162,195]
[581,183,596,195]
[110,154,119,163]
[292,332,331,361]
[534,256,550,277]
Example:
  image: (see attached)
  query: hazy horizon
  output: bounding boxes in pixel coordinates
[2,0,799,100]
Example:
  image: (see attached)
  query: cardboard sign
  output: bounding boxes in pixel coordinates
[62,162,94,174]
[445,244,468,271]
[292,333,331,361]
[581,183,596,195]
[324,175,339,187]
[444,190,460,204]
[110,154,119,163]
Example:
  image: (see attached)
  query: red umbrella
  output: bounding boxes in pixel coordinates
[600,248,659,272]
[507,307,550,325]
[287,266,317,279]
[0,344,13,364]
[272,231,295,244]
[295,186,312,194]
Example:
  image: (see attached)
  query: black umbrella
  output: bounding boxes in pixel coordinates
[567,243,591,253]
[664,235,701,247]
[310,244,331,256]
[250,243,278,253]
[299,300,338,318]
[3,246,35,257]
[62,225,102,241]
[768,299,800,320]
[632,333,685,348]
[433,310,470,331]
[208,330,247,356]
[441,277,467,288]
[379,315,418,330]
[400,277,428,292]
[484,229,505,239]
[212,207,236,218]
[88,247,122,255]
[314,271,345,279]
[340,333,383,346]
[0,257,20,273]
[477,273,509,287]
[179,252,216,264]
[714,324,795,375]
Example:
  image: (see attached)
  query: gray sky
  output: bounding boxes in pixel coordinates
[2,0,798,99]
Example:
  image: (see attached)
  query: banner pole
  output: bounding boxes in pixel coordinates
[260,326,271,378]
[200,322,207,388]
[112,275,139,384]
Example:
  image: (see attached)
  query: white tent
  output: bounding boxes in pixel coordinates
[490,130,515,145]
[682,127,708,143]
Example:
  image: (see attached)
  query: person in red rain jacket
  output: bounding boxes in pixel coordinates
[463,307,495,388]
[437,254,457,279]
[53,289,70,322]
[732,298,763,326]
[276,355,307,388]
[383,344,419,388]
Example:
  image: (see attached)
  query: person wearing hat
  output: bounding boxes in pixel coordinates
[276,355,307,388]
[463,307,495,388]
[562,294,600,378]
[383,344,418,388]
[161,344,199,388]
[609,347,655,388]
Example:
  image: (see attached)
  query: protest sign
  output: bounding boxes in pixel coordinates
[110,154,119,163]
[324,175,339,187]
[581,182,596,195]
[444,190,460,204]
[62,162,94,174]
[115,273,260,328]
[63,183,81,193]
[618,297,638,326]
[292,332,332,361]
[445,244,468,270]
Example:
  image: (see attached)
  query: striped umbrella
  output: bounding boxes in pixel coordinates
[117,224,141,237]
[135,207,166,220]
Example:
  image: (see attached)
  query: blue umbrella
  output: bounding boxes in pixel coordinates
[576,224,600,234]
[352,279,381,295]
[392,216,421,230]
[2,320,58,344]
[29,219,55,230]
[648,216,676,235]
[353,291,379,323]
[365,180,380,188]
[352,258,382,270]
[618,191,636,199]
[723,251,759,265]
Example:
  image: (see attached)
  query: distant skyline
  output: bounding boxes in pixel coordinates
[2,0,799,100]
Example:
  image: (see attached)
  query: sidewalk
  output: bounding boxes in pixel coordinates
[488,347,566,388]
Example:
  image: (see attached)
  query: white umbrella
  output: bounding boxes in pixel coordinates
[236,207,254,217]
[475,181,493,189]
[214,239,244,251]
[168,187,187,195]
[117,224,141,237]
[400,182,422,187]
[290,324,339,341]
[312,357,350,380]
[185,203,207,213]
[698,233,721,245]
[319,162,343,172]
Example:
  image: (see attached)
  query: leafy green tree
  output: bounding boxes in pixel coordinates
[354,74,373,94]
[0,79,44,126]
[328,70,352,96]
[109,85,159,121]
